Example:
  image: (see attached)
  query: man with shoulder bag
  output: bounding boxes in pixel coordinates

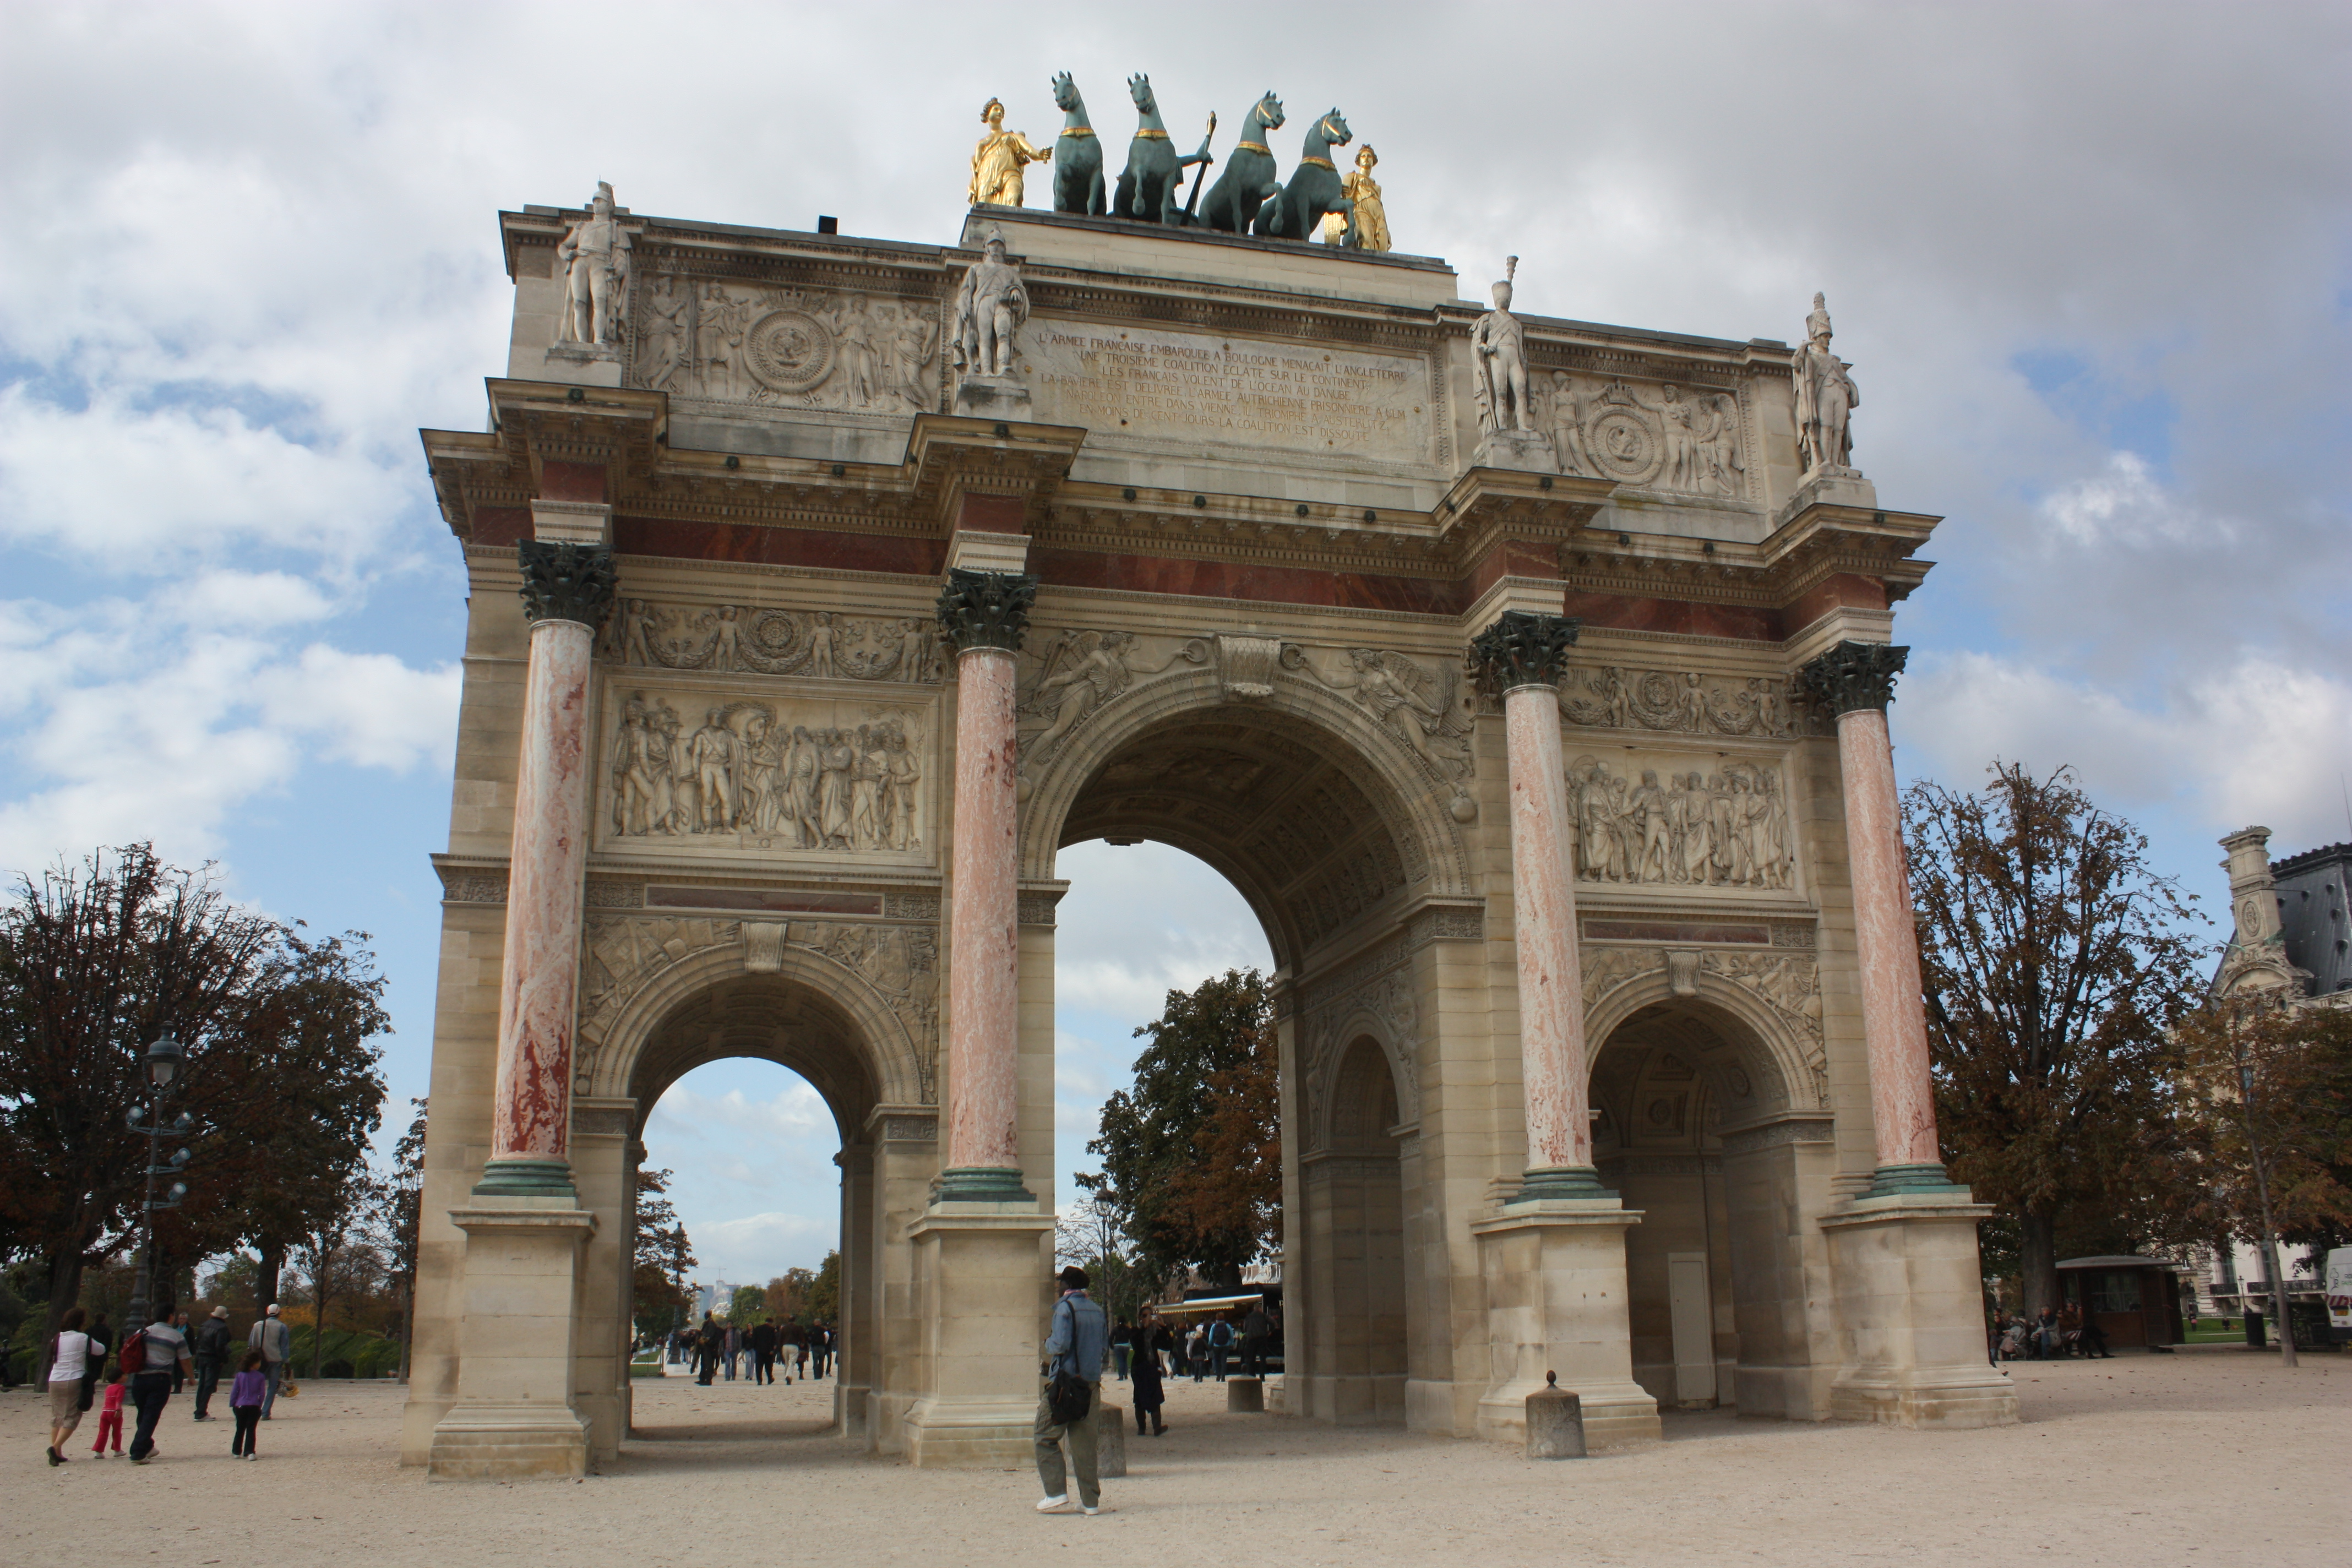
[1032,1265,1109,1517]
[249,1303,292,1418]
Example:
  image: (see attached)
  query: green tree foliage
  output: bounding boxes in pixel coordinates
[1085,968,1281,1293]
[1904,765,2207,1315]
[0,845,388,1353]
[387,1098,426,1378]
[630,1167,693,1343]
[806,1249,841,1326]
[726,1284,765,1325]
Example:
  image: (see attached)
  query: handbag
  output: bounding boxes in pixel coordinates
[1044,1300,1090,1425]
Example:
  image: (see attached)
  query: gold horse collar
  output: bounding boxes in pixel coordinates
[1237,140,1270,155]
[1302,156,1335,169]
[1133,128,1169,139]
[1059,126,1095,137]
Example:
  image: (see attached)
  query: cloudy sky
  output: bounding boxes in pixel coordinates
[3,3,2346,1288]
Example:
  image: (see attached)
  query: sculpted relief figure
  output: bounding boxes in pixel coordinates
[554,182,631,348]
[1792,291,1860,475]
[1022,629,1135,765]
[1559,665,1800,738]
[638,276,689,390]
[970,97,1050,208]
[952,230,1030,382]
[609,695,924,853]
[1321,646,1476,786]
[1566,756,1793,890]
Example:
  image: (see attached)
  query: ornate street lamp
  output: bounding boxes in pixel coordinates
[124,1036,193,1337]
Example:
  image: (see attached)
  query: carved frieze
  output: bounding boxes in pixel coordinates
[1701,951,1828,1109]
[1558,665,1799,738]
[634,275,940,415]
[1567,754,1795,890]
[605,598,942,683]
[605,689,930,858]
[1536,373,1750,502]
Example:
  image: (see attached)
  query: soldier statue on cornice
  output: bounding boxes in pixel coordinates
[1792,292,1861,476]
[554,182,631,350]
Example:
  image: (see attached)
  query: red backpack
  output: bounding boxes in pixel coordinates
[118,1329,145,1376]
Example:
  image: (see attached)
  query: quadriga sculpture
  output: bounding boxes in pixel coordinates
[1114,73,1213,225]
[1048,72,1106,218]
[1197,91,1286,235]
[1254,107,1354,242]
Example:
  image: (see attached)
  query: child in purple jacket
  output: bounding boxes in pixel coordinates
[228,1351,267,1460]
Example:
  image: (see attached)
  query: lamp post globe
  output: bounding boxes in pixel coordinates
[146,1035,183,1089]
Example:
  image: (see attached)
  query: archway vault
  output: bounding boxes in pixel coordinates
[1020,659,1477,971]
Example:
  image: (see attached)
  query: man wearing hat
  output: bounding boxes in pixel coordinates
[1033,1265,1110,1516]
[248,1303,292,1418]
[190,1305,233,1420]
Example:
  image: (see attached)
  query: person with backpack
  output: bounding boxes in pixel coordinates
[126,1306,193,1463]
[1032,1265,1109,1516]
[1208,1314,1235,1381]
[191,1305,233,1420]
[90,1365,127,1457]
[45,1306,99,1466]
[228,1349,268,1460]
[248,1304,292,1418]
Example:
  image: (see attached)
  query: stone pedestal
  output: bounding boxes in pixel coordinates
[1473,427,1559,473]
[900,1206,1054,1467]
[953,374,1032,420]
[1820,1196,2018,1428]
[1773,466,1877,526]
[1095,1397,1128,1477]
[426,1203,597,1479]
[1471,1201,1659,1451]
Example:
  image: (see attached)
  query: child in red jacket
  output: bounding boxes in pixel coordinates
[90,1367,126,1456]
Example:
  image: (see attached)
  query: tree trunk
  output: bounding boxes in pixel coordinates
[2019,1208,2059,1319]
[254,1242,284,1321]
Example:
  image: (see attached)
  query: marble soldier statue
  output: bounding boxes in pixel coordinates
[952,230,1030,382]
[970,97,1050,208]
[1792,292,1860,474]
[1471,257,1532,433]
[554,182,631,347]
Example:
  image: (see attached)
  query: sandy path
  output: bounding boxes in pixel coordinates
[13,1348,2345,1567]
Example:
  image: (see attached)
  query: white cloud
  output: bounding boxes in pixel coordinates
[2037,451,2237,551]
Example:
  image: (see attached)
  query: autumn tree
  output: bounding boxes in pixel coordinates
[1085,968,1281,1293]
[386,1098,427,1379]
[2176,997,2352,1361]
[1905,765,2207,1316]
[0,846,385,1358]
[807,1249,841,1326]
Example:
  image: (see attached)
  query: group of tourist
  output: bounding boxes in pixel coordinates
[42,1300,300,1467]
[672,1315,835,1385]
[1992,1303,2115,1361]
[1102,1301,1280,1438]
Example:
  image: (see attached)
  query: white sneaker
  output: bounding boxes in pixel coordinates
[1082,1505,1109,1516]
[1036,1495,1073,1513]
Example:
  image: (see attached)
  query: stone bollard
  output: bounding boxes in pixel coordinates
[1096,1400,1128,1477]
[1525,1371,1586,1460]
[1227,1376,1265,1413]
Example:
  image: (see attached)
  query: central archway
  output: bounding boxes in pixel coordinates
[1025,659,1473,1427]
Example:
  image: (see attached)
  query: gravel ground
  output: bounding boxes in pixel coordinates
[12,1347,2344,1567]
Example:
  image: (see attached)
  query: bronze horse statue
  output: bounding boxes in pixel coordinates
[1254,107,1353,242]
[1049,71,1106,217]
[1114,73,1213,225]
[1197,91,1285,235]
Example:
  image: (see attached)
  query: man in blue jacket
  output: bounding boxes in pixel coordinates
[1034,1265,1109,1515]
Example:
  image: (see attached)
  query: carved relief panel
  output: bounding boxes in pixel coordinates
[605,598,942,684]
[633,273,941,416]
[599,683,937,864]
[1565,749,1799,892]
[1531,373,1752,502]
[1558,663,1802,738]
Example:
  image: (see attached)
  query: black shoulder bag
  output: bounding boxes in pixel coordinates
[1046,1301,1090,1425]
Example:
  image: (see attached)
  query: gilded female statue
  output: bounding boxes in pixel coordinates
[968,97,1050,208]
[1320,143,1390,252]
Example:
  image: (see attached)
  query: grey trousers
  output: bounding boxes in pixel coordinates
[1032,1378,1100,1509]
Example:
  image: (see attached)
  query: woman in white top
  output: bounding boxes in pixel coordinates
[46,1306,96,1466]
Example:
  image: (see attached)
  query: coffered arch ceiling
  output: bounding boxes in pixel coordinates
[1057,706,1419,972]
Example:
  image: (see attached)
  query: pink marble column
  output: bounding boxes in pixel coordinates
[1803,640,1956,1196]
[1473,611,1607,1200]
[935,569,1037,1202]
[478,542,614,1197]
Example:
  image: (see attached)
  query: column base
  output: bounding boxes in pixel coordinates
[1863,1161,1967,1199]
[1512,1166,1619,1203]
[1820,1193,2018,1430]
[903,1206,1054,1468]
[426,1404,590,1480]
[472,1158,578,1199]
[1471,1200,1660,1451]
[934,1166,1037,1204]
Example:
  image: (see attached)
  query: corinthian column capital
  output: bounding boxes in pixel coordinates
[1471,610,1582,691]
[937,568,1038,655]
[1800,639,1908,716]
[517,541,618,629]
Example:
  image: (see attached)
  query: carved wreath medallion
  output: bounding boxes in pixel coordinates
[1588,407,1662,485]
[745,309,836,393]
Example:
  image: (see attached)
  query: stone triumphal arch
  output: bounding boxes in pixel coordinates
[400,184,2017,1477]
